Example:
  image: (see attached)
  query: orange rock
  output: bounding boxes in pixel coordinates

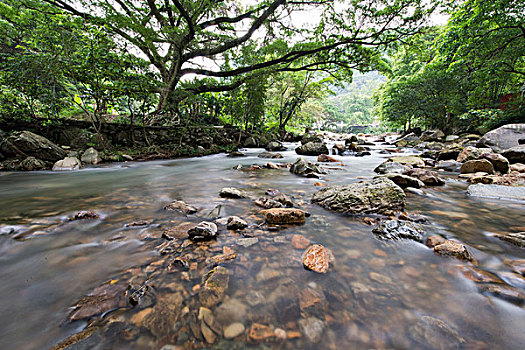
[248,323,275,342]
[130,308,152,327]
[292,234,310,249]
[287,331,302,339]
[314,182,326,187]
[302,244,333,273]
[317,154,338,163]
[373,249,387,257]
[434,240,473,261]
[362,217,376,226]
[426,235,446,248]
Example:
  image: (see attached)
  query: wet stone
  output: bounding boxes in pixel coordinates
[426,235,446,248]
[292,234,311,249]
[302,244,334,274]
[199,266,230,308]
[142,292,183,338]
[409,316,465,350]
[254,197,284,209]
[494,232,525,248]
[188,221,218,241]
[433,240,473,261]
[372,220,424,242]
[234,237,259,247]
[226,216,248,230]
[248,323,275,342]
[71,210,100,220]
[262,208,306,225]
[224,322,245,339]
[219,187,247,199]
[258,151,284,159]
[298,317,325,343]
[164,200,198,214]
[299,288,327,317]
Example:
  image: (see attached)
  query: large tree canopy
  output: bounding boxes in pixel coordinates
[39,0,434,113]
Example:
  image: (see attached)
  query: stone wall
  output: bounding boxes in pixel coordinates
[0,118,246,150]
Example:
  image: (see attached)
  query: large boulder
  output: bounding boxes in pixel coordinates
[290,157,324,178]
[501,146,525,164]
[478,124,525,151]
[483,153,509,174]
[456,146,493,162]
[311,177,406,214]
[81,147,102,165]
[265,140,287,152]
[1,131,66,161]
[295,142,329,156]
[460,159,494,174]
[20,156,47,171]
[52,157,81,171]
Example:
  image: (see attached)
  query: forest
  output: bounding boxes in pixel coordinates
[1,0,521,141]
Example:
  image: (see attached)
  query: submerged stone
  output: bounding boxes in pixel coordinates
[302,244,333,274]
[262,208,306,224]
[199,266,229,308]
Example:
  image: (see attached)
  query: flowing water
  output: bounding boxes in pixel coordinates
[0,143,524,349]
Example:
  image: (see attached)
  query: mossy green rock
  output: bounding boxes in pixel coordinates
[311,177,406,214]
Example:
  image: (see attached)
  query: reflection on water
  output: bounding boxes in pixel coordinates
[0,144,524,349]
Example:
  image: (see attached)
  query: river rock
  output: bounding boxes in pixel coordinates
[478,123,525,151]
[262,208,306,224]
[199,266,229,308]
[299,288,327,317]
[510,163,525,173]
[292,234,311,249]
[1,130,66,161]
[290,157,324,178]
[188,222,218,241]
[433,240,472,261]
[312,177,405,214]
[248,323,275,342]
[483,153,509,174]
[266,140,287,152]
[164,200,198,214]
[426,235,446,248]
[332,143,346,155]
[142,293,183,338]
[215,298,248,324]
[437,145,463,161]
[372,220,424,242]
[467,184,525,201]
[227,216,248,230]
[435,160,462,172]
[494,232,525,248]
[460,159,494,174]
[20,156,46,171]
[224,323,245,339]
[406,168,445,186]
[317,154,338,162]
[258,151,283,159]
[68,281,128,321]
[81,147,102,165]
[53,157,81,171]
[298,317,325,343]
[374,161,411,175]
[302,244,334,273]
[302,134,323,144]
[445,135,460,142]
[382,174,425,189]
[219,187,247,198]
[421,130,444,142]
[409,315,465,350]
[457,146,493,162]
[389,156,425,168]
[501,145,525,164]
[244,135,260,148]
[296,142,329,156]
[255,197,284,209]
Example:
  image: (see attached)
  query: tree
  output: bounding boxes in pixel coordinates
[42,0,434,116]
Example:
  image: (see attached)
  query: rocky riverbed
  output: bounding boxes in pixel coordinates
[0,127,524,349]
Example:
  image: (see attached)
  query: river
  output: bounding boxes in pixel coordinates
[0,142,524,349]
